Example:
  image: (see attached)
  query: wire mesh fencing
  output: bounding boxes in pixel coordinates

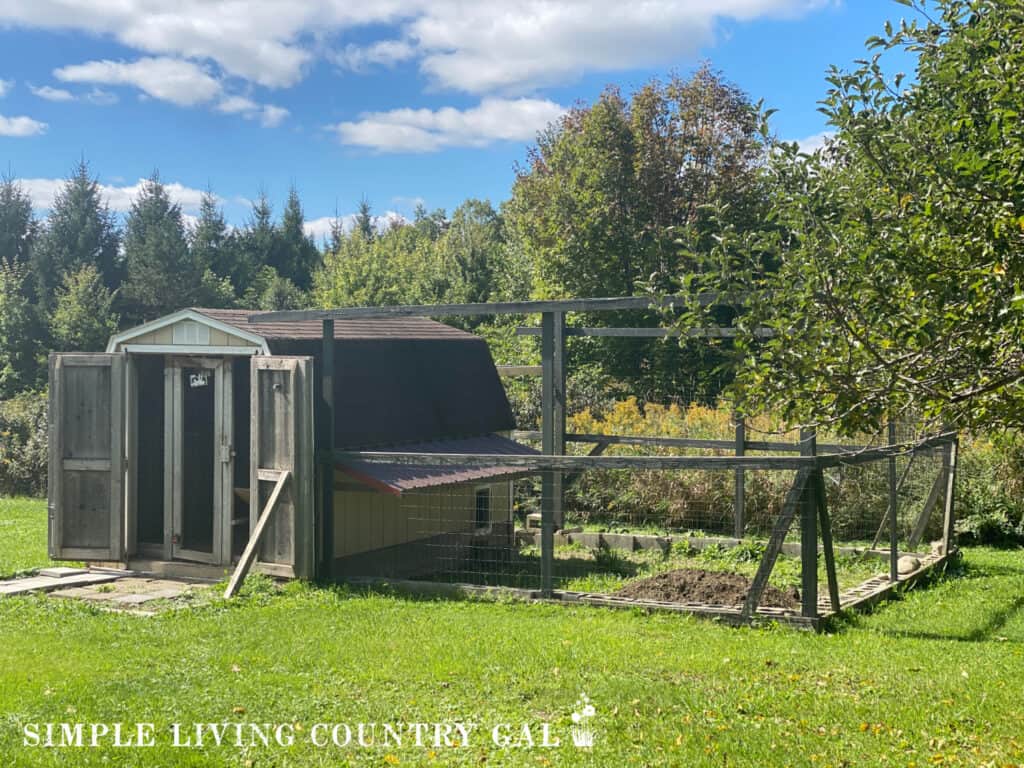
[334,429,957,623]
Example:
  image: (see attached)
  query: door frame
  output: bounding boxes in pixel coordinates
[164,356,233,565]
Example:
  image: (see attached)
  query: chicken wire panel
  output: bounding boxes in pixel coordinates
[335,437,952,616]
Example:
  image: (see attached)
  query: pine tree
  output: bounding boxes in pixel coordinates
[328,206,346,253]
[122,172,200,321]
[236,191,278,292]
[0,261,44,397]
[31,160,121,307]
[50,264,120,352]
[354,197,375,241]
[189,191,241,305]
[190,191,229,275]
[0,178,36,269]
[276,186,320,290]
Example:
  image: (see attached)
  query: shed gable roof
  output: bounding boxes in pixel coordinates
[106,308,271,353]
[193,308,476,341]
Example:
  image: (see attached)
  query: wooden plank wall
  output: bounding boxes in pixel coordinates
[333,478,512,558]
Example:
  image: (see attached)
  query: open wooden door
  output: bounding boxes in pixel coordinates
[250,356,314,579]
[48,353,125,561]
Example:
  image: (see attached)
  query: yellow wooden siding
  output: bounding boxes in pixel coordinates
[120,319,254,348]
[333,473,513,557]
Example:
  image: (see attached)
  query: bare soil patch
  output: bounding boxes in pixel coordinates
[614,568,800,609]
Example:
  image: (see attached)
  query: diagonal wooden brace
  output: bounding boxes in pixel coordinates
[742,467,811,619]
[225,469,290,599]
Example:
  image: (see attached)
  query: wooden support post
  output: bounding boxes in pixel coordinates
[742,467,811,619]
[800,428,818,619]
[225,470,290,598]
[734,414,745,538]
[888,421,899,582]
[941,436,959,554]
[540,311,565,596]
[320,319,335,580]
[816,469,841,612]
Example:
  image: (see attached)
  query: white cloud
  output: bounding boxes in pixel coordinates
[0,78,13,98]
[19,176,211,213]
[1,1,829,94]
[258,105,289,128]
[793,130,835,154]
[85,88,119,106]
[216,95,289,127]
[356,1,830,94]
[331,97,565,152]
[55,57,222,106]
[30,84,74,101]
[334,39,415,72]
[304,210,407,240]
[0,113,47,137]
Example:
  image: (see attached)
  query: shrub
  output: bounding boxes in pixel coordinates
[561,399,1024,546]
[0,390,48,497]
[954,432,1024,546]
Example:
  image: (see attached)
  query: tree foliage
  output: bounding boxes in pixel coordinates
[0,178,36,270]
[50,264,119,352]
[0,262,44,397]
[31,161,121,307]
[508,66,772,400]
[677,0,1024,434]
[122,173,200,321]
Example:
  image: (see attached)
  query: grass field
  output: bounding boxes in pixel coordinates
[1,497,1024,767]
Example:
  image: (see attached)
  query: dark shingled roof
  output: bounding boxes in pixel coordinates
[336,433,538,494]
[193,307,473,341]
[194,307,517,451]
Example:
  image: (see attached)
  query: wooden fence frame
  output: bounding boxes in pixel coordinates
[337,429,958,619]
[253,295,959,612]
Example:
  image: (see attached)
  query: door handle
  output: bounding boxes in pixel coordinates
[221,445,235,463]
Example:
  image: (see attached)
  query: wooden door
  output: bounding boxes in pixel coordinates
[250,356,314,579]
[48,353,125,561]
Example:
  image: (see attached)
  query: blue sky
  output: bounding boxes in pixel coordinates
[0,1,919,240]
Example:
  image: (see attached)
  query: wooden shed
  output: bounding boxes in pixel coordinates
[47,307,528,581]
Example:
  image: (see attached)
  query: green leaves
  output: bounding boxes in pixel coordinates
[697,0,1024,434]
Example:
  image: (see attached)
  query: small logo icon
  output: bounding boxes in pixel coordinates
[570,693,596,748]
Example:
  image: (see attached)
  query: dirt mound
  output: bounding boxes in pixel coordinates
[613,568,800,609]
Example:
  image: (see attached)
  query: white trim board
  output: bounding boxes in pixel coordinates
[106,309,270,354]
[122,345,262,356]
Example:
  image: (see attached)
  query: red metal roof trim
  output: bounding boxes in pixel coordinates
[335,434,539,494]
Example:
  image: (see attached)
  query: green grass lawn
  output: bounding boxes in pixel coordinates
[2,497,1024,767]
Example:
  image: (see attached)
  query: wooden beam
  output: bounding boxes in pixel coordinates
[320,319,335,580]
[888,421,899,583]
[941,437,959,554]
[908,452,949,548]
[741,468,812,619]
[800,428,818,619]
[734,415,746,538]
[337,450,819,471]
[567,433,737,450]
[249,293,745,323]
[818,433,958,468]
[515,326,775,338]
[517,431,869,455]
[497,365,543,377]
[816,469,841,612]
[225,470,290,599]
[564,440,609,488]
